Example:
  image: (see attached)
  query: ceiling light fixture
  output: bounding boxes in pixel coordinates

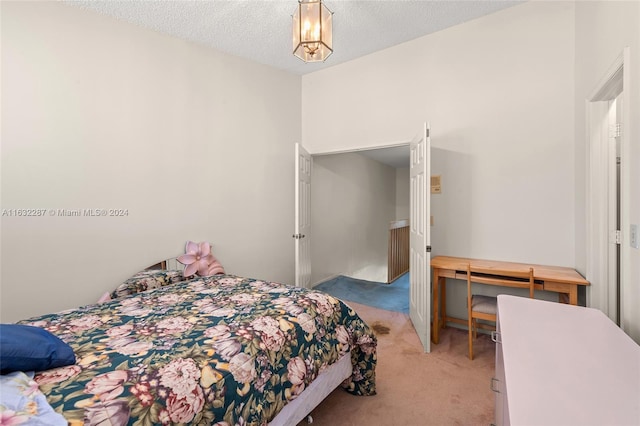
[292,0,333,63]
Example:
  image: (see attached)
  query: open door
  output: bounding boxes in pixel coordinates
[409,122,431,352]
[294,143,312,288]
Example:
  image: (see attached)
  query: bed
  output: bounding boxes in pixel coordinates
[6,273,377,425]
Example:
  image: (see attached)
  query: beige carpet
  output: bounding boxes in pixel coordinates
[299,302,495,426]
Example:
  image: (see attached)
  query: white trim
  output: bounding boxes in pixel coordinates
[606,98,619,320]
[619,47,631,334]
[588,54,623,101]
[309,140,411,156]
[310,273,341,288]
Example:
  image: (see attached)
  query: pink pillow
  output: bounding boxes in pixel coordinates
[206,259,225,276]
[177,241,225,277]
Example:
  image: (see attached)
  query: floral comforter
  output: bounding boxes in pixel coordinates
[19,275,377,426]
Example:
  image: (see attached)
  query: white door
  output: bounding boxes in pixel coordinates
[410,122,431,352]
[294,143,312,288]
[607,95,621,323]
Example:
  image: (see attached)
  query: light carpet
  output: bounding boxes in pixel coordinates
[298,302,495,426]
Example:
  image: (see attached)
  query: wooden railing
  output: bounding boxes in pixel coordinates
[388,219,409,283]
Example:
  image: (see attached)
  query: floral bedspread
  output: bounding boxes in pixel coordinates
[19,275,377,426]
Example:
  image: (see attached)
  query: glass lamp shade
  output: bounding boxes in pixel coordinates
[292,0,333,62]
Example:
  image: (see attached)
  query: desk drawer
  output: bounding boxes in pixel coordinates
[435,269,459,279]
[543,281,571,293]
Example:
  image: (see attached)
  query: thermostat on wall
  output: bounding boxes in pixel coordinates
[431,175,441,194]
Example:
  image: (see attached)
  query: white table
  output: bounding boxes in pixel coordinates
[494,295,640,426]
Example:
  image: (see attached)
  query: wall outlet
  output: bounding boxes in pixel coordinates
[631,224,639,249]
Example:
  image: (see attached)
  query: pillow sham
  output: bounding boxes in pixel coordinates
[0,324,76,374]
[110,269,186,299]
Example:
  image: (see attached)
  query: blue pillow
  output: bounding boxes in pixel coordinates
[0,324,76,374]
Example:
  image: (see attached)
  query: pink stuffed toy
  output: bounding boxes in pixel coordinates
[177,241,225,277]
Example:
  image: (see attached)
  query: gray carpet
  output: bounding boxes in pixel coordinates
[313,273,409,313]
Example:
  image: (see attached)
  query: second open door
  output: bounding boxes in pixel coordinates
[294,143,312,288]
[409,122,431,353]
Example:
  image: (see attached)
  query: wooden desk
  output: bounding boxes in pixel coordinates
[431,256,589,344]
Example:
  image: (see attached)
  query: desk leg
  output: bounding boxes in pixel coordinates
[440,277,446,329]
[569,286,578,305]
[558,288,578,305]
[432,268,440,344]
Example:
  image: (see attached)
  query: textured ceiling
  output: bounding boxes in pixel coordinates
[68,0,522,75]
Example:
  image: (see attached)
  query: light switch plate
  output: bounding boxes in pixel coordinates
[631,224,639,249]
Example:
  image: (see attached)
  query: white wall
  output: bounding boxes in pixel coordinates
[302,1,576,319]
[311,153,396,285]
[395,167,410,220]
[1,2,301,322]
[574,1,640,341]
[303,1,575,264]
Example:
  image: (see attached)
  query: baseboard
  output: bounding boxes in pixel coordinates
[442,317,496,334]
[311,274,341,289]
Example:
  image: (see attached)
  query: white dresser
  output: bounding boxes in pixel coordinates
[494,295,640,426]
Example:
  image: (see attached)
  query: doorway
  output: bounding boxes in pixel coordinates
[586,49,630,325]
[295,124,432,352]
[310,145,410,287]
